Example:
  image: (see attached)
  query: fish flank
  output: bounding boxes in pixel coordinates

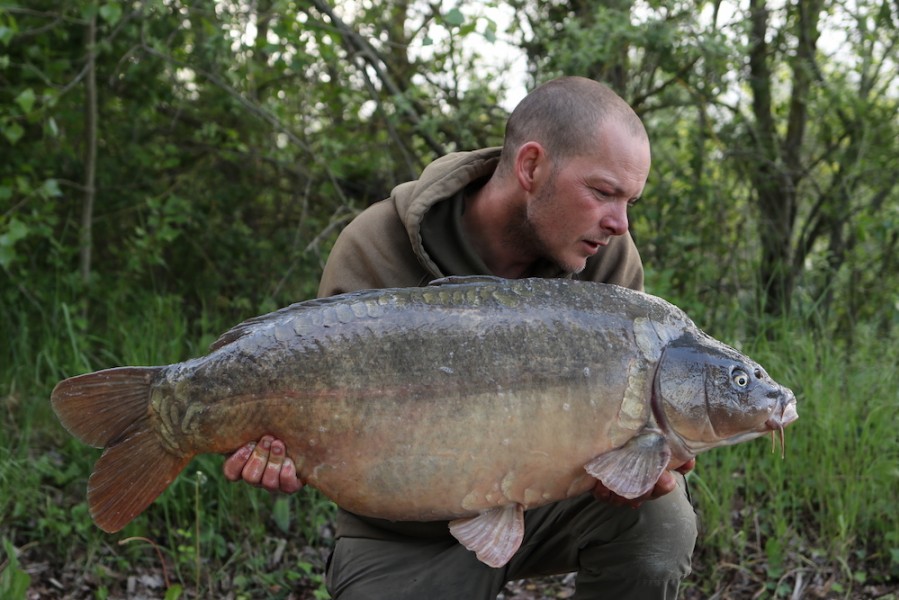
[48,277,798,556]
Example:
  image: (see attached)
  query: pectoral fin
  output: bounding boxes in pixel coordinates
[448,504,524,568]
[584,432,671,499]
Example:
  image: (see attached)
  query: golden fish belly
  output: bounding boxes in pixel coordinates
[270,382,640,521]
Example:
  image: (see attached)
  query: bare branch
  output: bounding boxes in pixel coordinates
[308,0,446,157]
[136,34,351,210]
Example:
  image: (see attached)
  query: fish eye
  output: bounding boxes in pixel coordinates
[732,369,750,387]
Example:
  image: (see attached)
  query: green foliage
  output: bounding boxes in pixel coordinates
[512,0,899,332]
[1,0,898,597]
[3,280,898,596]
[687,321,899,596]
[0,286,335,597]
[0,540,31,600]
[0,0,513,323]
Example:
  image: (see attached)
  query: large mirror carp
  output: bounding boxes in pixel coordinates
[52,276,798,567]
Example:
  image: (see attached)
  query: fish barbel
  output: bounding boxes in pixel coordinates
[51,276,798,567]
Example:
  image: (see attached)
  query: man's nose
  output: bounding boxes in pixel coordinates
[600,202,629,236]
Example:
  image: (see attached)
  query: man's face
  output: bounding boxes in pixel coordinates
[524,120,650,274]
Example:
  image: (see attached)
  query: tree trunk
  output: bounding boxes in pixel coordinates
[747,0,820,317]
[80,8,98,287]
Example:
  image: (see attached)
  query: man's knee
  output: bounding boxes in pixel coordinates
[581,474,698,580]
[637,476,697,572]
[327,535,504,600]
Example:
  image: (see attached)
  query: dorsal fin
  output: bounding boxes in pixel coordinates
[429,275,507,287]
[211,276,507,352]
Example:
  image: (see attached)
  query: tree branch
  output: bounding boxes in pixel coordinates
[136,35,351,209]
[308,0,446,157]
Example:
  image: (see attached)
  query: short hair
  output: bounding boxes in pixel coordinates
[497,77,647,174]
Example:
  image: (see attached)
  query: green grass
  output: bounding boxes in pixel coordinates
[1,291,334,599]
[685,322,899,597]
[2,289,897,598]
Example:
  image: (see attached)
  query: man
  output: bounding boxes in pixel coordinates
[223,76,698,599]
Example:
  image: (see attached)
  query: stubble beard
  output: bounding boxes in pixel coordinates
[505,175,585,276]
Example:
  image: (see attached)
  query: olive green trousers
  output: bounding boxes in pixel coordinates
[325,474,697,600]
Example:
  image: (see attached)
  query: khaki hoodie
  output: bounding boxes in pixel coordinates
[318,148,644,298]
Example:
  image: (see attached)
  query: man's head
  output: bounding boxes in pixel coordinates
[497,77,648,176]
[497,77,651,275]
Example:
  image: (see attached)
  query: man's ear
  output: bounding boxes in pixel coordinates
[514,142,546,193]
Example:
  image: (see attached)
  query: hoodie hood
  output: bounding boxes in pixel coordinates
[392,148,501,278]
[317,147,645,300]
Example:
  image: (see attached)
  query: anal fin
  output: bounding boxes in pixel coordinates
[449,504,524,569]
[584,432,671,499]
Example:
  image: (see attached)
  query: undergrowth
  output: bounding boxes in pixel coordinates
[1,288,897,598]
[685,321,899,598]
[1,291,335,599]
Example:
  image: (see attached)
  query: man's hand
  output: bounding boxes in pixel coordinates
[592,457,695,508]
[223,435,304,494]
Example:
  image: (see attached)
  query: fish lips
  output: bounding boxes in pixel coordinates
[763,390,797,458]
[765,390,799,431]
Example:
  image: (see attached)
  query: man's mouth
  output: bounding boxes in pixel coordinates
[582,240,606,254]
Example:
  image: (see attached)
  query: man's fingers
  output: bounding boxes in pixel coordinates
[260,439,287,491]
[241,435,274,485]
[223,442,256,481]
[651,470,677,499]
[261,439,304,493]
[591,461,691,507]
[222,435,304,493]
[279,458,304,494]
[675,458,696,475]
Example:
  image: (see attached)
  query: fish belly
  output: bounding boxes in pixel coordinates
[270,384,619,520]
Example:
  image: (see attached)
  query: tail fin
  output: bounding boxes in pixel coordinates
[51,367,191,532]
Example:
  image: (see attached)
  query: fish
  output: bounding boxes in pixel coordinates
[51,276,798,568]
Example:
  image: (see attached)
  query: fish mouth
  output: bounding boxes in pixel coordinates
[766,391,798,430]
[765,391,798,458]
